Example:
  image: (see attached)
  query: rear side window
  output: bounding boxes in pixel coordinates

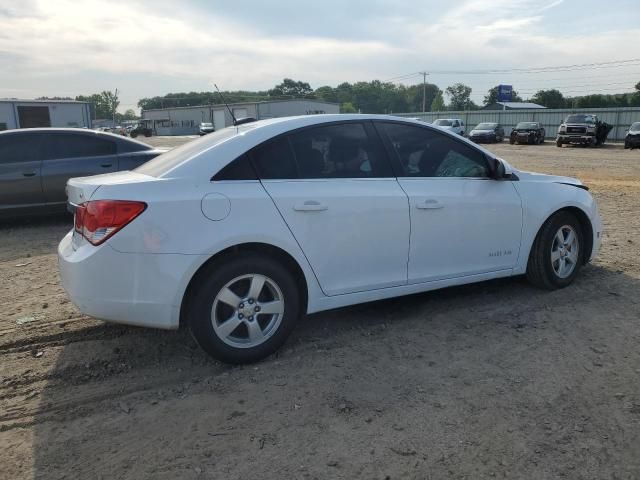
[40,134,116,160]
[213,154,257,180]
[380,122,489,178]
[251,137,297,179]
[0,133,41,163]
[288,122,392,179]
[118,138,152,153]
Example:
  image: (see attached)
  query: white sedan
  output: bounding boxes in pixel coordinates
[58,114,602,363]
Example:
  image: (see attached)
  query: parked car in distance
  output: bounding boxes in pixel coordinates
[556,114,612,147]
[624,122,640,150]
[0,128,165,218]
[432,118,465,135]
[199,122,215,136]
[510,122,545,145]
[469,122,504,143]
[59,114,602,364]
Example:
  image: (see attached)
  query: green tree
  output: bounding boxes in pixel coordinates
[340,102,357,113]
[445,83,473,110]
[269,78,313,98]
[430,90,446,112]
[314,85,338,103]
[483,85,522,105]
[530,89,566,109]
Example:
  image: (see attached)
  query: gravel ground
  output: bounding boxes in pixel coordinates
[1,138,639,479]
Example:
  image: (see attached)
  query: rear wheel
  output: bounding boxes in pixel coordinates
[556,139,563,147]
[527,211,584,290]
[187,254,301,364]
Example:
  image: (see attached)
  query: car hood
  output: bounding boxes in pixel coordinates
[627,130,640,135]
[515,169,584,188]
[434,125,455,130]
[470,129,493,134]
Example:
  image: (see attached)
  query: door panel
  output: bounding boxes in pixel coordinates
[0,133,44,210]
[399,178,522,282]
[263,179,410,295]
[376,120,523,283]
[40,134,118,204]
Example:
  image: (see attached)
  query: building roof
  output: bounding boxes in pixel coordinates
[488,101,546,109]
[142,98,339,112]
[0,98,90,104]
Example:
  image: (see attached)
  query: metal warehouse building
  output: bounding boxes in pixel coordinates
[0,99,92,131]
[142,99,340,136]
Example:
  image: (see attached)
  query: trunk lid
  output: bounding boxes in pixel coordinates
[66,171,157,206]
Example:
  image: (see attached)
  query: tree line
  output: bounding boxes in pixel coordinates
[40,79,640,117]
[137,78,640,112]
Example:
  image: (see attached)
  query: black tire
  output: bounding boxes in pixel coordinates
[509,137,515,145]
[556,139,562,147]
[187,253,301,364]
[526,211,584,290]
[144,130,152,137]
[130,132,138,138]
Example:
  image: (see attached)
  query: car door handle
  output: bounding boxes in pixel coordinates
[22,171,36,177]
[294,200,328,212]
[416,199,444,210]
[100,163,113,168]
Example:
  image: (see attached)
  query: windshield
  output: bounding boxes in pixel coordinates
[475,123,496,130]
[516,122,538,129]
[135,126,240,177]
[631,122,640,130]
[433,119,452,126]
[565,114,596,124]
[200,123,213,127]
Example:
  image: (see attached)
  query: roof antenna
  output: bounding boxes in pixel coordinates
[214,84,237,126]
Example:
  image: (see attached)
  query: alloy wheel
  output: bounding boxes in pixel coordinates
[551,225,580,278]
[211,274,285,348]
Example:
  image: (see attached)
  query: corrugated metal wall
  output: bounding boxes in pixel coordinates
[393,107,640,141]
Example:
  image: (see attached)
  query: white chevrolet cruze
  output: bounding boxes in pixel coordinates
[59,115,602,363]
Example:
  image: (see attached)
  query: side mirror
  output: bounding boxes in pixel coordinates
[490,157,510,180]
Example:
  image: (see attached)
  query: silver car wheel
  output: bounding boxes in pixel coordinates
[211,274,285,349]
[551,225,580,279]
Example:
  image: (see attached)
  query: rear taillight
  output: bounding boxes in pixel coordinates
[74,200,146,246]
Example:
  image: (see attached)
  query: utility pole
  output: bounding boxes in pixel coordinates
[419,71,428,112]
[112,88,119,127]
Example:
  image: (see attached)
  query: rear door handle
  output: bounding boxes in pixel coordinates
[100,163,113,168]
[22,171,36,177]
[294,200,328,212]
[416,199,444,210]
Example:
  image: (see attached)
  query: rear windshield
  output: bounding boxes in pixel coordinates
[135,127,239,177]
[433,119,452,126]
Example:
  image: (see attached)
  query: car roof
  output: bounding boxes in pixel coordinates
[0,127,153,149]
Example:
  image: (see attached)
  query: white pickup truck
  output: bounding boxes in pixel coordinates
[432,118,465,136]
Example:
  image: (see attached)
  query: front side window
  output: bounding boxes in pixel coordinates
[288,122,391,179]
[380,122,489,178]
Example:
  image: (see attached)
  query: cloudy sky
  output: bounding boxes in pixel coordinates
[1,0,639,111]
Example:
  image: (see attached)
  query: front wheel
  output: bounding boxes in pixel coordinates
[187,254,301,364]
[527,211,584,290]
[556,139,563,147]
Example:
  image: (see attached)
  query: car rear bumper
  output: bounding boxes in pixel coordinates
[58,231,204,330]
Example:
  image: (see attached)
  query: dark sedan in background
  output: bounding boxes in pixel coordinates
[510,122,546,145]
[624,122,640,150]
[468,122,504,143]
[0,128,164,218]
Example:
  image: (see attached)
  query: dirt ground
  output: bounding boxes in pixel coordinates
[1,138,639,479]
